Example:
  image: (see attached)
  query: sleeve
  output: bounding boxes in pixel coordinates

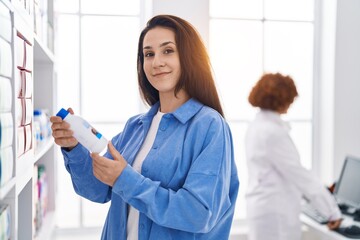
[267,131,342,221]
[111,118,237,233]
[62,142,112,203]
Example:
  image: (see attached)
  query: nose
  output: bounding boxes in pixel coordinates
[152,54,165,68]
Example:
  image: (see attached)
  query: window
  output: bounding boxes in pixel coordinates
[55,0,142,228]
[55,0,315,230]
[209,0,315,219]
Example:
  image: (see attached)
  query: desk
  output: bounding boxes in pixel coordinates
[301,214,360,240]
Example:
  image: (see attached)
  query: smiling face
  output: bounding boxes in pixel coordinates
[142,27,181,97]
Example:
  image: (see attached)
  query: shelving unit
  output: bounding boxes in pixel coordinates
[0,0,56,239]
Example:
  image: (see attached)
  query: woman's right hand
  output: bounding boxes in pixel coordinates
[327,218,342,230]
[50,107,78,150]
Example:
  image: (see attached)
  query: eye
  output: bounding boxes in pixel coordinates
[164,48,174,54]
[144,51,154,57]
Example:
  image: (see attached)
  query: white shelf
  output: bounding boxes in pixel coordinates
[1,0,56,238]
[0,178,16,200]
[0,0,13,11]
[34,211,56,240]
[16,149,35,176]
[34,138,54,164]
[34,36,55,63]
[15,161,33,195]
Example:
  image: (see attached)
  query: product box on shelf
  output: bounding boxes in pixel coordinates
[0,77,12,112]
[0,38,12,78]
[3,0,56,238]
[0,204,11,239]
[0,1,12,42]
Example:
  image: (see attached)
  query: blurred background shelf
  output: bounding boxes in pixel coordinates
[0,0,57,239]
[34,138,54,164]
[0,178,16,200]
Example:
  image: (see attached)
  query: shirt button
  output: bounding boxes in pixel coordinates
[140,224,145,229]
[153,145,158,149]
[143,167,148,172]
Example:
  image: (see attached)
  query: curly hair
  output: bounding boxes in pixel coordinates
[248,73,298,112]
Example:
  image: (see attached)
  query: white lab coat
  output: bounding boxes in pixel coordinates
[245,109,341,240]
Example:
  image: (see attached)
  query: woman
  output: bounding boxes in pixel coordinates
[50,15,239,240]
[245,73,342,240]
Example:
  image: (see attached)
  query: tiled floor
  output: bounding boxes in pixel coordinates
[51,227,102,240]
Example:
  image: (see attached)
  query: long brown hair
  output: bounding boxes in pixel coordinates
[137,15,224,117]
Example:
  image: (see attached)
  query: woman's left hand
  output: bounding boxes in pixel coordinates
[91,141,127,186]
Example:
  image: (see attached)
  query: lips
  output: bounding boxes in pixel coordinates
[153,72,170,77]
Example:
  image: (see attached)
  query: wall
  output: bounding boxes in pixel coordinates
[333,0,360,176]
[317,0,360,183]
[148,0,360,184]
[151,0,210,47]
[316,0,337,184]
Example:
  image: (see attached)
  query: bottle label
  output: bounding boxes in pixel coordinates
[82,120,103,139]
[91,128,102,139]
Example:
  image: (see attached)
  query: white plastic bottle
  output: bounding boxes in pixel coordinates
[56,108,108,153]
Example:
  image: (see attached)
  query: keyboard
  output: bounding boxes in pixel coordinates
[335,225,360,238]
[301,203,328,224]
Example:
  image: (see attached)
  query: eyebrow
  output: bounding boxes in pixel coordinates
[143,41,176,50]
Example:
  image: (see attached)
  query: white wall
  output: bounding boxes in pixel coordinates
[317,0,360,183]
[149,0,360,185]
[333,0,360,176]
[151,0,210,47]
[315,0,337,183]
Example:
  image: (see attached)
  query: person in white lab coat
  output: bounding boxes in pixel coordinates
[245,73,342,240]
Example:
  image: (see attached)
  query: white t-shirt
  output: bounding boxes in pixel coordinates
[127,110,164,240]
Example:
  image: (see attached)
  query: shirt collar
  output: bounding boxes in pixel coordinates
[258,109,291,131]
[139,98,204,124]
[171,98,203,124]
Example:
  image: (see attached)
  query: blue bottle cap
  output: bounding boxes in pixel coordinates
[56,108,69,120]
[34,109,42,116]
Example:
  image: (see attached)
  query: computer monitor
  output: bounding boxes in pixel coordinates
[334,155,360,210]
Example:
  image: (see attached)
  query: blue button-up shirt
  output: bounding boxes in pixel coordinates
[62,98,239,240]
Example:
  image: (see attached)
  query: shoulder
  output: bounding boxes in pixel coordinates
[125,102,160,126]
[193,105,227,128]
[188,106,232,142]
[127,113,144,124]
[247,115,287,143]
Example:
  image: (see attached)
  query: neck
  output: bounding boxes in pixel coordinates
[159,89,190,113]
